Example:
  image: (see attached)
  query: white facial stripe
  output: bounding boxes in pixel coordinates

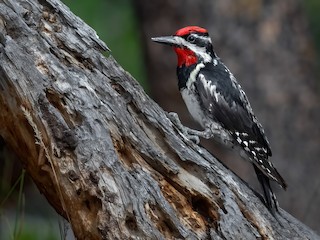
[173,36,212,63]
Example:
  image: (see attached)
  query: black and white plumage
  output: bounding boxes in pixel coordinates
[152,26,287,214]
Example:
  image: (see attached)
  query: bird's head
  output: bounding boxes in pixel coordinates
[152,26,215,67]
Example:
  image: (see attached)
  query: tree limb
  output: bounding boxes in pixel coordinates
[0,0,318,239]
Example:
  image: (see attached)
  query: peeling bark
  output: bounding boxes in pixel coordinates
[0,0,318,239]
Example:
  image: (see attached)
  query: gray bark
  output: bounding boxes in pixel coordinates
[0,0,318,239]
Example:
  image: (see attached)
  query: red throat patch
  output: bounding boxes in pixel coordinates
[174,47,198,67]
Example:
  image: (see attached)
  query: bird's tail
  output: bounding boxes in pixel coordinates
[253,165,278,215]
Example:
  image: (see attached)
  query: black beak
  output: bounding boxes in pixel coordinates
[151,36,180,47]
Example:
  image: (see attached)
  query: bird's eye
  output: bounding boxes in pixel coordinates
[187,35,196,43]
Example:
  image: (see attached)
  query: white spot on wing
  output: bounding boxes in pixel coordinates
[199,74,220,102]
[209,103,213,112]
[255,147,263,152]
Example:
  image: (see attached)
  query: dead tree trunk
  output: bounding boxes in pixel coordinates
[0,0,318,239]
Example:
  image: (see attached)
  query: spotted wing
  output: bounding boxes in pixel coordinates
[194,61,287,188]
[195,62,271,154]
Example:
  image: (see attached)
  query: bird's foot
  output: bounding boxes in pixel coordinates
[186,127,213,140]
[168,112,201,144]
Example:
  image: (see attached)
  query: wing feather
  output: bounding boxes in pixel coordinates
[195,62,272,156]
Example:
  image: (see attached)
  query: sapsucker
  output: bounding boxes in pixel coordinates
[152,26,287,214]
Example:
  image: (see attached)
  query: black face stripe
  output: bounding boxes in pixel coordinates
[181,33,211,48]
[181,32,209,40]
[180,31,209,38]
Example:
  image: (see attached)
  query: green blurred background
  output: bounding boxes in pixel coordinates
[1,0,320,239]
[61,0,147,89]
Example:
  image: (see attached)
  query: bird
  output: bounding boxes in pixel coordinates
[151,26,287,215]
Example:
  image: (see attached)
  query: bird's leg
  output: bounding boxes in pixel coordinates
[168,112,200,144]
[206,123,234,147]
[168,112,234,146]
[191,123,234,145]
[184,121,234,147]
[186,126,213,140]
[168,112,224,143]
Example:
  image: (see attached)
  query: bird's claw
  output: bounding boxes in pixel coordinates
[168,112,181,126]
[183,133,200,144]
[168,112,200,144]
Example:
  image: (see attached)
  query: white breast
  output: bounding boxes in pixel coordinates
[181,63,207,127]
[181,88,206,128]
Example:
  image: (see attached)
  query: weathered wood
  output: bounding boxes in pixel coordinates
[0,0,318,239]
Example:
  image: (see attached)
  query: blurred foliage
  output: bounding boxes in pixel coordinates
[0,170,60,240]
[0,151,60,240]
[62,0,148,90]
[1,215,60,240]
[304,0,320,55]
